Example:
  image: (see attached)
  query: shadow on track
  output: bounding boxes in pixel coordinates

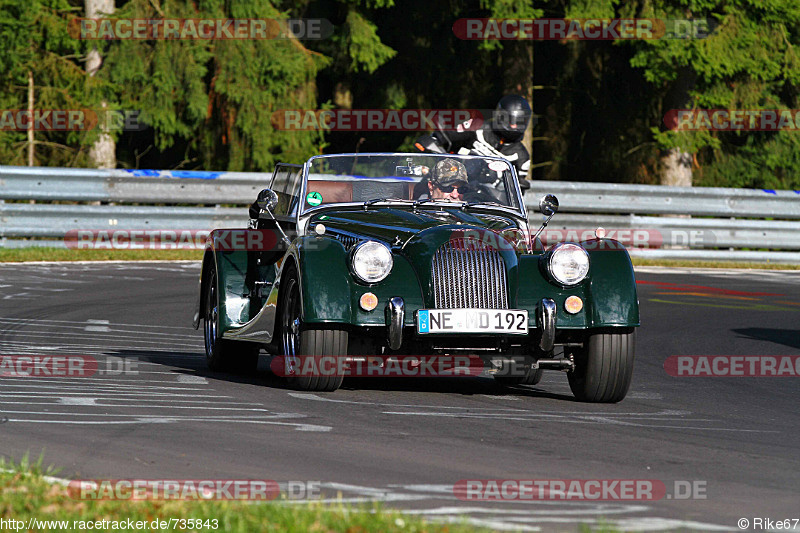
[731,328,800,351]
[103,349,576,400]
[102,348,283,388]
[340,376,576,400]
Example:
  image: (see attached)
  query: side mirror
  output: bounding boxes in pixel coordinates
[539,194,559,217]
[256,189,279,214]
[531,194,559,246]
[253,188,292,247]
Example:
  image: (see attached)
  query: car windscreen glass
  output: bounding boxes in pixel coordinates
[271,165,303,216]
[303,154,522,212]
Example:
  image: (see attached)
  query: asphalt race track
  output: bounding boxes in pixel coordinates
[1,261,798,531]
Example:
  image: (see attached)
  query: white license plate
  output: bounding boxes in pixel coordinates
[417,309,528,334]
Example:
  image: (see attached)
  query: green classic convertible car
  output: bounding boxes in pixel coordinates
[192,153,639,402]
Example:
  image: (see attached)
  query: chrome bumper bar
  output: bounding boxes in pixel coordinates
[538,298,556,352]
[385,297,405,350]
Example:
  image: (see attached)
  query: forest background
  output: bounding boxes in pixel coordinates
[2,0,799,189]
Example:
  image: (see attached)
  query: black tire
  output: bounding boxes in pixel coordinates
[280,270,346,392]
[203,263,260,373]
[568,329,635,403]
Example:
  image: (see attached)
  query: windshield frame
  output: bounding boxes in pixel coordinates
[298,152,527,219]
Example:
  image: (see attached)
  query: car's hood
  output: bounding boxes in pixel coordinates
[309,206,520,246]
[309,207,523,308]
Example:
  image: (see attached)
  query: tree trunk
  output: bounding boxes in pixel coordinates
[334,82,352,109]
[659,68,696,186]
[660,148,693,187]
[85,0,116,169]
[27,71,34,166]
[502,40,534,169]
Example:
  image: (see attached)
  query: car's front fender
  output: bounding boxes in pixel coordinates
[292,235,424,326]
[583,239,639,327]
[516,239,639,329]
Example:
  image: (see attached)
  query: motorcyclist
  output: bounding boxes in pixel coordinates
[415,95,532,193]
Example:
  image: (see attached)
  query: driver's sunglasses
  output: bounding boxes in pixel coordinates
[437,184,470,194]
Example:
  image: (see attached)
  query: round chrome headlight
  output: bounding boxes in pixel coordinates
[548,243,590,285]
[351,241,393,283]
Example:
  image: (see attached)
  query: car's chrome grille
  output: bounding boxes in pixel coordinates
[431,238,508,309]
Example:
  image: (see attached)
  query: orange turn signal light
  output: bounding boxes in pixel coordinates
[565,295,583,314]
[360,292,379,311]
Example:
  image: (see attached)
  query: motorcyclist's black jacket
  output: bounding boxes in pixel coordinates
[432,119,531,184]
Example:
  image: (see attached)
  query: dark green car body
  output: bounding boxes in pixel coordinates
[193,153,639,401]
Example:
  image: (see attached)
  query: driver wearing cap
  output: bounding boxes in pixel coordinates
[427,158,469,201]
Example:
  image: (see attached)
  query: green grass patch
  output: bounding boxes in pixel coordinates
[0,247,202,262]
[7,247,796,271]
[632,258,800,270]
[0,455,486,533]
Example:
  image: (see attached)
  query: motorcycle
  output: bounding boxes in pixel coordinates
[413,126,530,202]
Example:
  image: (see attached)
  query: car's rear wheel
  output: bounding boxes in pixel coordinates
[203,263,260,373]
[568,329,635,403]
[280,270,346,392]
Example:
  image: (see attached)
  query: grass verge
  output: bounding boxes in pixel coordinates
[0,456,483,533]
[631,258,800,270]
[0,247,800,270]
[0,247,202,262]
[5,247,797,270]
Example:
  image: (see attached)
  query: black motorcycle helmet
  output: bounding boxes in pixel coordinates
[493,95,531,142]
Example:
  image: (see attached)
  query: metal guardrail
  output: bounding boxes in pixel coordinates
[549,214,800,250]
[528,180,800,219]
[0,203,245,238]
[2,165,799,263]
[3,166,798,216]
[0,166,265,204]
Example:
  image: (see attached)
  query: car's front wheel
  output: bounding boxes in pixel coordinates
[568,329,635,403]
[280,270,346,392]
[203,263,260,373]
